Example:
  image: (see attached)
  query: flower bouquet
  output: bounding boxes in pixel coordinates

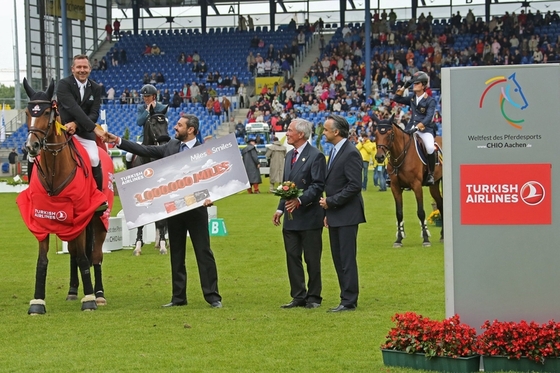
[273,181,303,220]
[427,209,442,226]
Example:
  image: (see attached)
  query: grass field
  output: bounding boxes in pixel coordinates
[0,178,454,372]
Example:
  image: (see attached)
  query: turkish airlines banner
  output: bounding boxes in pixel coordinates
[116,133,249,229]
[460,164,551,225]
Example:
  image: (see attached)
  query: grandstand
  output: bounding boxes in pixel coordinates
[3,1,560,154]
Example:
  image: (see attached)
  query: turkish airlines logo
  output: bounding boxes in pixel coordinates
[56,211,68,221]
[520,181,545,206]
[461,164,551,225]
[143,168,154,178]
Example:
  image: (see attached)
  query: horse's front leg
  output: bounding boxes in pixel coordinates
[413,184,431,247]
[156,220,168,255]
[68,233,97,311]
[92,218,107,306]
[66,256,79,301]
[133,226,144,256]
[391,181,406,248]
[29,237,50,315]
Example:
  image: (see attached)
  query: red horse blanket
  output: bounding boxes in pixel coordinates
[17,138,114,242]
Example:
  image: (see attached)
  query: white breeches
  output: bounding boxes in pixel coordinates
[75,135,100,167]
[416,131,435,154]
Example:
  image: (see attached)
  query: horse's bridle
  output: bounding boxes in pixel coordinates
[376,124,414,176]
[145,113,169,146]
[27,99,72,155]
[27,98,79,195]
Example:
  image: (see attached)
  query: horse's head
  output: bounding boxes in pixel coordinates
[505,72,528,111]
[374,115,395,164]
[144,105,170,145]
[23,78,57,157]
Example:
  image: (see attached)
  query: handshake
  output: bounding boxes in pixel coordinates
[94,125,120,144]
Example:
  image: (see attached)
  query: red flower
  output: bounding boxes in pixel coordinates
[476,319,560,363]
[381,312,477,358]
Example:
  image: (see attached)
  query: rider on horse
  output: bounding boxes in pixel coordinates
[393,71,437,185]
[56,54,108,211]
[128,84,169,168]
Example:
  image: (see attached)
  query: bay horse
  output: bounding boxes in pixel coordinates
[17,78,114,314]
[374,117,443,248]
[128,105,170,256]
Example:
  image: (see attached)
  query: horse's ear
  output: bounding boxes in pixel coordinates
[46,79,56,100]
[23,78,36,99]
[149,105,156,115]
[389,114,396,125]
[161,105,168,114]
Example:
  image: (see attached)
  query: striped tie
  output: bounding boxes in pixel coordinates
[291,149,298,168]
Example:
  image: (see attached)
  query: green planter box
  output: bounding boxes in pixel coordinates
[381,349,480,373]
[483,355,560,372]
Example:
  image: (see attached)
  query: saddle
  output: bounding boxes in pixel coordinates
[413,134,443,185]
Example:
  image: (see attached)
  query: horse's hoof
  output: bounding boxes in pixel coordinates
[28,299,46,315]
[96,297,107,306]
[393,243,403,248]
[66,294,78,301]
[81,300,97,311]
[81,295,97,311]
[133,249,141,256]
[423,242,432,247]
[440,238,444,243]
[159,247,168,255]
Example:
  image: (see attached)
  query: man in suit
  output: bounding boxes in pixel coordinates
[319,115,366,312]
[105,114,222,309]
[56,54,107,208]
[393,71,437,184]
[273,119,326,309]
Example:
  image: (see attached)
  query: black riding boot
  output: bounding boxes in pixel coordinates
[426,153,436,185]
[92,165,108,213]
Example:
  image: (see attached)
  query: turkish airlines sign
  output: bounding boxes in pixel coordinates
[460,164,551,225]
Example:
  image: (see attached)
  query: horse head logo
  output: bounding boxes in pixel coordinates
[479,73,529,130]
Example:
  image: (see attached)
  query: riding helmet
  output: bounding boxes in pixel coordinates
[412,71,429,86]
[140,84,158,96]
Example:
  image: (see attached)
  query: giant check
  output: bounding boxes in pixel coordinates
[116,133,249,229]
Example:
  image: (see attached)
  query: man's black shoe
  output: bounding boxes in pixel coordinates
[162,301,187,308]
[280,300,306,309]
[327,304,356,313]
[305,302,321,309]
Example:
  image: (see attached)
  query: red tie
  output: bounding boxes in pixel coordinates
[291,149,298,168]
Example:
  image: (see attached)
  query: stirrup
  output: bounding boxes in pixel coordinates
[426,174,435,185]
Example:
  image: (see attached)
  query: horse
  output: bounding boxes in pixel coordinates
[17,78,114,314]
[373,117,443,248]
[127,105,170,256]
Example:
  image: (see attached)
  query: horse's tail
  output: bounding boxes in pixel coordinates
[85,220,94,266]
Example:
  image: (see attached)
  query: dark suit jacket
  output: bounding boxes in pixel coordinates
[278,144,326,231]
[393,93,436,134]
[324,140,366,228]
[57,76,102,141]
